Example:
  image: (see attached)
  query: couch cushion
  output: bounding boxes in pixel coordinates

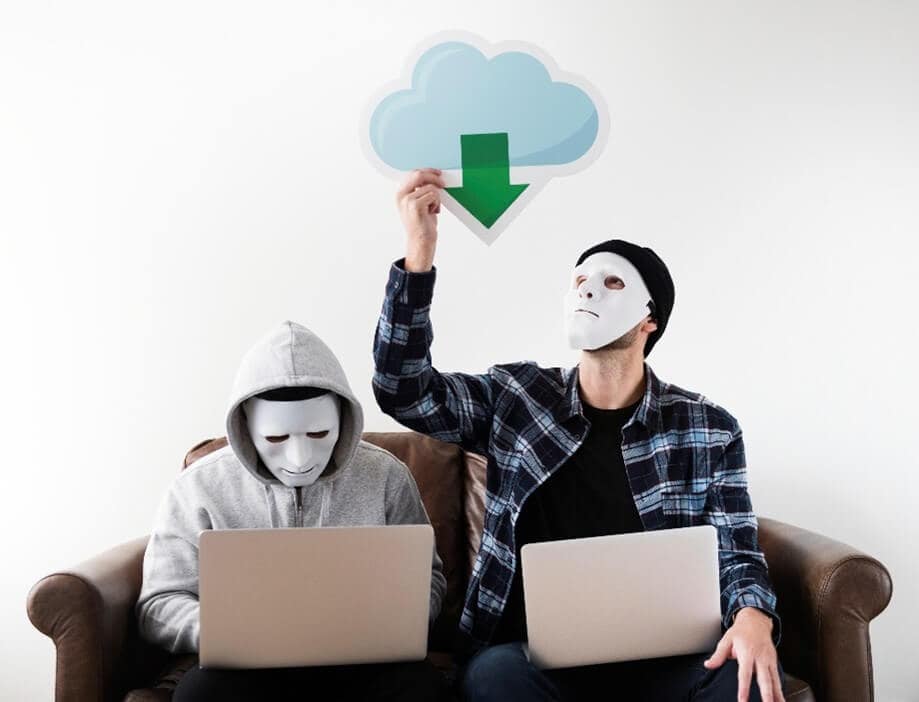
[124,655,813,702]
[463,452,488,575]
[183,437,227,468]
[123,654,197,701]
[362,432,467,651]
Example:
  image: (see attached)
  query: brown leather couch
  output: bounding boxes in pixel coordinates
[27,431,892,701]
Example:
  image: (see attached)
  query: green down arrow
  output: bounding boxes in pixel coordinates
[446,132,529,229]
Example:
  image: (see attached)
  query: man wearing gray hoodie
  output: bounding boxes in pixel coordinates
[137,321,449,701]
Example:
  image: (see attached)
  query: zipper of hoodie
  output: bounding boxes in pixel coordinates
[295,486,303,528]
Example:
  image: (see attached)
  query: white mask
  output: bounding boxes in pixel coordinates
[564,251,653,351]
[244,393,341,488]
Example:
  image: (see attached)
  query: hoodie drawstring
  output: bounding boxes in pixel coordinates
[319,481,332,526]
[263,485,277,528]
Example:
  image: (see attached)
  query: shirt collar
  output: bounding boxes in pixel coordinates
[563,361,662,431]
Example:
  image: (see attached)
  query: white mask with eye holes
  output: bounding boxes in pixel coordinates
[244,393,341,488]
[564,251,654,351]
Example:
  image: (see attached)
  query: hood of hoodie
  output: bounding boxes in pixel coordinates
[226,321,364,487]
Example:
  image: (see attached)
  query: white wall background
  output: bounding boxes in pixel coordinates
[2,1,916,699]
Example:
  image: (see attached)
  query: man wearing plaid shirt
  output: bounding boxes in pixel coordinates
[372,169,786,702]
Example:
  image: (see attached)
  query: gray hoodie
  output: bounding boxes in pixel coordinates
[136,321,446,654]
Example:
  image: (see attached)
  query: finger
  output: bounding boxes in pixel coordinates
[737,654,753,702]
[771,665,785,702]
[397,169,445,198]
[414,191,439,212]
[415,191,438,206]
[756,660,775,702]
[397,171,429,198]
[408,183,441,200]
[704,636,731,669]
[703,639,727,668]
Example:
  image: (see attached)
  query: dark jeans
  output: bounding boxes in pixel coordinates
[460,643,787,702]
[174,658,450,702]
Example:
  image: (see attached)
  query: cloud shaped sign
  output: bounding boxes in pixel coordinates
[364,34,609,244]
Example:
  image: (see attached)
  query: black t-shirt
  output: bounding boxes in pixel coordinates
[492,397,645,644]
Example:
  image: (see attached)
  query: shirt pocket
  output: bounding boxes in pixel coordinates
[660,488,709,526]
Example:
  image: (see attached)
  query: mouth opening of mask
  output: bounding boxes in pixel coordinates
[281,466,316,476]
[575,309,600,318]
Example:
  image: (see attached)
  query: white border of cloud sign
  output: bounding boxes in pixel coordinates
[362,31,610,245]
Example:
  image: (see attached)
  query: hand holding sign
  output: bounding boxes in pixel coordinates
[396,168,444,272]
[364,33,609,245]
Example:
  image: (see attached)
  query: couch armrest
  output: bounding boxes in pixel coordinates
[758,517,892,702]
[27,537,150,702]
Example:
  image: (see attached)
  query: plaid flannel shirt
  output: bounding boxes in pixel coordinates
[372,259,780,656]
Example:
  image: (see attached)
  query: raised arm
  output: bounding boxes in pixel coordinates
[372,169,495,456]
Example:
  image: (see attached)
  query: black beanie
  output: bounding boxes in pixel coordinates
[575,239,675,357]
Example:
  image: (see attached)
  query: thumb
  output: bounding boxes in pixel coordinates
[704,635,732,669]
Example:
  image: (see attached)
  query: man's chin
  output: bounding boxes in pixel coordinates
[596,335,640,353]
[575,333,640,353]
[567,333,612,351]
[566,329,597,350]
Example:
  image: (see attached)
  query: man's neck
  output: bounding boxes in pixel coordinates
[577,349,646,409]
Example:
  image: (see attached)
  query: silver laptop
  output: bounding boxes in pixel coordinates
[521,525,722,669]
[199,524,434,669]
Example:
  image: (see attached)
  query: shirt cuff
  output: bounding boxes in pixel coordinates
[387,258,437,306]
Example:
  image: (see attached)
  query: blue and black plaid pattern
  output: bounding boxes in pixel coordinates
[373,260,780,655]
